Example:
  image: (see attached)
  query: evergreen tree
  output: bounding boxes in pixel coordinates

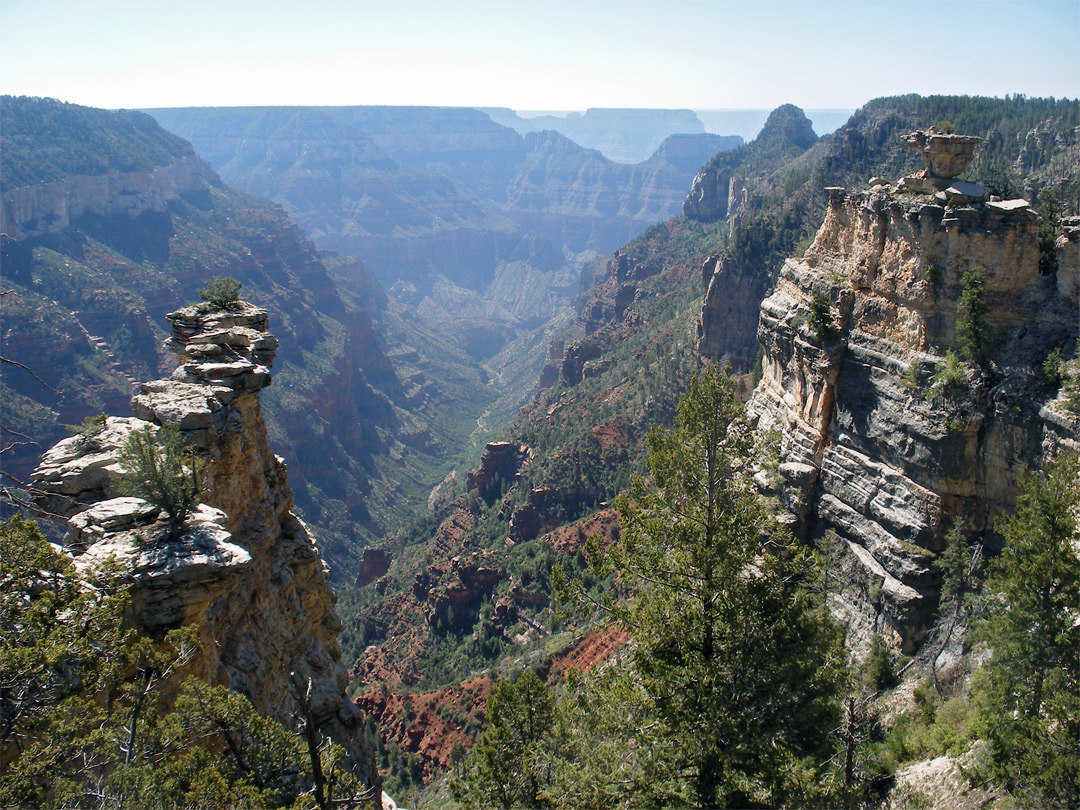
[956,266,991,365]
[588,367,847,808]
[454,669,556,810]
[115,423,202,539]
[973,453,1080,808]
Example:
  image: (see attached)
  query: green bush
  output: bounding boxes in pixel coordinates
[1040,347,1066,388]
[865,634,896,690]
[197,276,243,310]
[808,293,836,343]
[65,413,107,444]
[901,360,922,391]
[114,423,202,539]
[927,350,968,399]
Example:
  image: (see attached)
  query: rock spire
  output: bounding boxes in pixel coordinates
[31,300,377,789]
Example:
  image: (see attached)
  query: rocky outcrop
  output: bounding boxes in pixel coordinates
[0,155,212,239]
[357,547,392,587]
[683,170,750,225]
[412,551,504,630]
[897,128,983,198]
[466,441,531,503]
[748,179,1079,652]
[684,104,817,225]
[696,254,770,367]
[901,128,980,179]
[30,302,377,789]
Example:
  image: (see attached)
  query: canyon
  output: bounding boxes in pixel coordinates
[3,93,1079,806]
[145,105,737,361]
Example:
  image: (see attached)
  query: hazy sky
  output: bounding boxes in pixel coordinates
[1,0,1077,111]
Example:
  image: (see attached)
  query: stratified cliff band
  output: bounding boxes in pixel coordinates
[745,132,1079,650]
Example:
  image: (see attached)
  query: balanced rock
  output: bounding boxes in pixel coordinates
[902,128,982,179]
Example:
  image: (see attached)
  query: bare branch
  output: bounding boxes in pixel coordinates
[1,356,63,396]
[0,420,38,442]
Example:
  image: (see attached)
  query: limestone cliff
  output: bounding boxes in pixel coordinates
[686,105,820,368]
[30,303,377,789]
[748,180,1079,651]
[1,154,213,240]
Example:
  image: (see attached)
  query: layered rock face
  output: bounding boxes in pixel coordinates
[1,154,212,239]
[31,303,376,785]
[748,184,1079,651]
[696,254,769,368]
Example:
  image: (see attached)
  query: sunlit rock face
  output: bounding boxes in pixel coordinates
[31,302,376,784]
[748,179,1079,653]
[1,155,212,240]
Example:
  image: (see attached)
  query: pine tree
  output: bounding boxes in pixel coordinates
[593,367,847,808]
[973,453,1080,808]
[453,669,556,810]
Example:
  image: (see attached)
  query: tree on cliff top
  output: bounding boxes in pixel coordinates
[198,275,243,310]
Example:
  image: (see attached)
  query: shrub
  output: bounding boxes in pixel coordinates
[901,360,922,391]
[807,293,836,343]
[197,276,242,310]
[927,350,967,399]
[956,266,990,364]
[65,413,107,444]
[1040,347,1065,388]
[865,633,896,690]
[114,423,202,539]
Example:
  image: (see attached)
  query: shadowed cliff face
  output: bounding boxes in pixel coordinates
[747,186,1079,652]
[30,303,377,786]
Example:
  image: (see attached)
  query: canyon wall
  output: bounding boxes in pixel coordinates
[1,155,212,239]
[746,185,1079,650]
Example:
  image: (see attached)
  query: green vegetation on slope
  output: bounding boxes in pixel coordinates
[0,514,375,810]
[1,96,193,189]
[456,370,848,809]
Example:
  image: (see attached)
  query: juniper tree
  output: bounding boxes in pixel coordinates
[198,276,243,310]
[115,423,202,539]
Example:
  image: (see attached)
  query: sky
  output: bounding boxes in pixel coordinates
[1,0,1077,112]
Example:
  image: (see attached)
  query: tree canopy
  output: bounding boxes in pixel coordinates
[973,453,1080,808]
